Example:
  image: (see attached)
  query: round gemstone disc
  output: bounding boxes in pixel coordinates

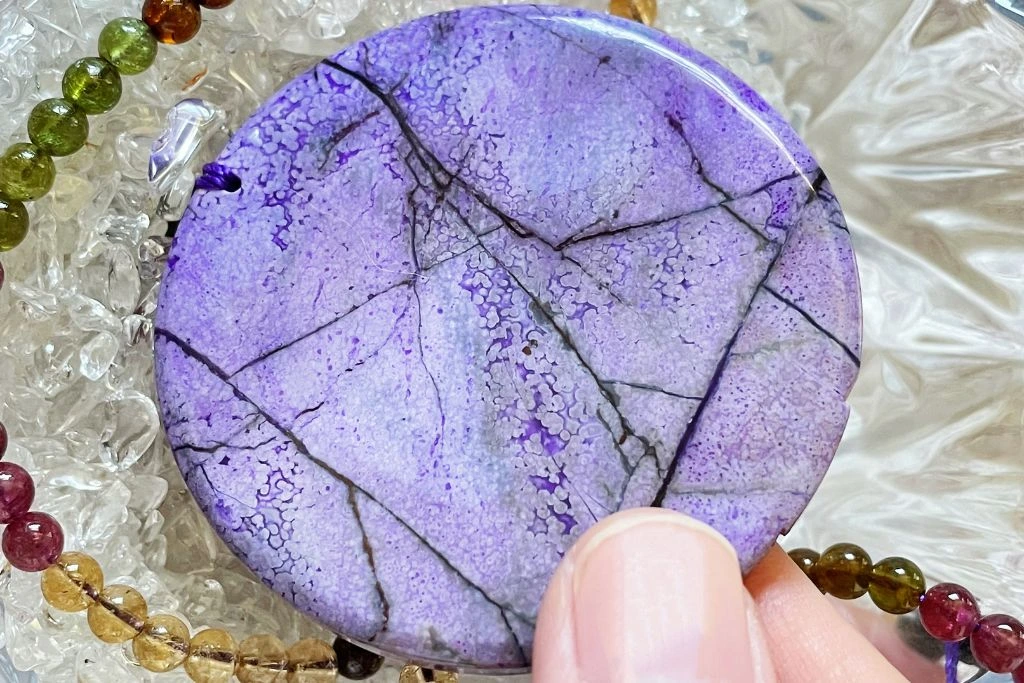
[155,5,861,672]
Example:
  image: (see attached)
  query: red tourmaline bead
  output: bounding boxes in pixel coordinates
[2,512,63,572]
[0,462,34,524]
[919,583,981,641]
[971,614,1024,674]
[0,420,7,458]
[1013,662,1024,683]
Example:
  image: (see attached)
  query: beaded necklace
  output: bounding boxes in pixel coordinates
[0,1,1021,682]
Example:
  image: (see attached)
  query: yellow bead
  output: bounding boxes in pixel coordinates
[133,614,190,672]
[609,0,658,25]
[87,584,147,644]
[237,634,288,683]
[399,665,459,683]
[185,628,237,683]
[286,638,337,682]
[40,551,103,612]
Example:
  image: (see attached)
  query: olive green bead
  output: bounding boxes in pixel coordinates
[27,99,89,157]
[810,543,873,600]
[0,144,56,202]
[99,18,159,76]
[0,197,30,251]
[869,556,926,615]
[787,548,820,579]
[62,58,122,115]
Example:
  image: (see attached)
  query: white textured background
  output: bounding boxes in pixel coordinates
[0,0,1021,681]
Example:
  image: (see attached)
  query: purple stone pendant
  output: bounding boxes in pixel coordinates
[155,5,861,672]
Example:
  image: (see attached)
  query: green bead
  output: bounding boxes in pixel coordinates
[62,58,122,115]
[0,197,30,252]
[99,18,159,76]
[27,99,89,157]
[869,556,926,615]
[809,542,872,600]
[0,144,56,202]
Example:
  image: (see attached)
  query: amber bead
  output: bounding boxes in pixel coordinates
[40,551,103,612]
[143,0,203,45]
[809,543,872,600]
[185,628,237,683]
[787,548,820,579]
[286,638,337,682]
[199,0,233,7]
[87,584,147,643]
[134,614,190,672]
[237,634,288,683]
[868,556,926,615]
[398,666,458,683]
[609,0,658,25]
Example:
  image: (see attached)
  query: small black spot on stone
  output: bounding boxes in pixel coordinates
[522,345,532,355]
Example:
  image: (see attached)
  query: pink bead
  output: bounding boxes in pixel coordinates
[1013,662,1024,683]
[0,462,34,524]
[971,614,1024,674]
[0,421,7,459]
[919,582,981,641]
[2,512,63,572]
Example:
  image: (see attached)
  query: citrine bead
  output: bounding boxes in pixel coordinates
[971,614,1024,674]
[134,614,191,672]
[237,634,288,683]
[868,556,926,615]
[2,511,63,572]
[0,198,29,252]
[99,18,159,75]
[27,99,89,157]
[143,0,203,45]
[87,584,148,643]
[398,666,458,683]
[63,58,122,116]
[0,462,33,524]
[787,548,819,579]
[40,551,103,612]
[199,0,233,7]
[0,144,55,202]
[185,628,237,683]
[920,582,981,641]
[609,0,658,25]
[286,638,337,682]
[809,543,872,600]
[333,637,384,680]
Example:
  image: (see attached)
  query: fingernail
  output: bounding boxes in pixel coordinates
[572,510,756,683]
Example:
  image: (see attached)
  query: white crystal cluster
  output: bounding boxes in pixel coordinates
[2,0,1021,681]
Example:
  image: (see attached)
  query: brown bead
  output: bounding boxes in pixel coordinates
[787,548,820,579]
[869,556,926,615]
[237,634,288,683]
[809,543,872,599]
[185,628,237,683]
[143,0,202,45]
[286,638,337,682]
[199,0,233,7]
[87,584,147,643]
[133,614,190,672]
[40,551,103,612]
[609,0,658,25]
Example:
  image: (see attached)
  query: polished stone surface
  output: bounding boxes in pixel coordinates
[155,5,860,671]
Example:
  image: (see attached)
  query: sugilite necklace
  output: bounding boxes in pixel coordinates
[0,1,1022,681]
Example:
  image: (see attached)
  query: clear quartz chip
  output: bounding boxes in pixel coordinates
[149,99,228,220]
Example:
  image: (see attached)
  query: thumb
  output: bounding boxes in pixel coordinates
[533,508,775,683]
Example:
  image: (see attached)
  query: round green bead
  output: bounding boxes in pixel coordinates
[869,556,926,615]
[27,99,89,157]
[0,197,30,252]
[0,144,56,202]
[99,18,159,76]
[62,58,122,115]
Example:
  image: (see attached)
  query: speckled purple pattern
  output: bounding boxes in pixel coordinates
[154,5,861,671]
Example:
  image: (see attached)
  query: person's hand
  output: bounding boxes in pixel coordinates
[533,509,914,682]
